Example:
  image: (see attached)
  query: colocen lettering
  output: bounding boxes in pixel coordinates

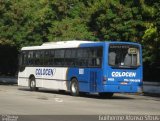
[36,68,55,76]
[112,72,136,77]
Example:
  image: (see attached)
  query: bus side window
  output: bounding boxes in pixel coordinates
[95,48,102,67]
[48,50,54,65]
[64,49,71,66]
[77,48,88,67]
[38,51,44,66]
[71,49,76,66]
[76,49,83,66]
[65,49,76,66]
[44,50,50,66]
[54,49,65,66]
[96,58,101,66]
[21,51,27,66]
[88,47,102,67]
[35,51,40,65]
[28,51,34,65]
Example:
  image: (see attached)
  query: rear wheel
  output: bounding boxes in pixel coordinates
[29,77,38,91]
[99,92,114,98]
[70,78,79,96]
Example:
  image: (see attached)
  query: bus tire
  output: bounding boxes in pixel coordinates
[29,77,38,91]
[99,92,114,99]
[70,78,79,96]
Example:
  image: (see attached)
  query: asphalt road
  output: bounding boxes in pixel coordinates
[0,85,160,121]
[0,85,159,116]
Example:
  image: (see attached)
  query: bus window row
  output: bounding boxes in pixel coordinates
[20,47,102,68]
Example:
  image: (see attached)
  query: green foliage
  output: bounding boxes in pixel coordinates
[47,0,95,41]
[88,0,145,42]
[48,18,94,41]
[0,0,160,63]
[142,0,160,62]
[0,0,54,47]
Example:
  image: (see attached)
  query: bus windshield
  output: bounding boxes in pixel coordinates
[108,44,140,68]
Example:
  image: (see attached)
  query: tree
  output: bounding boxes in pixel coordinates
[142,0,160,62]
[87,0,145,42]
[0,0,160,76]
[0,0,55,48]
[47,0,95,41]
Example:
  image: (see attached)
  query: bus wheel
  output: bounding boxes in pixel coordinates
[99,92,114,99]
[70,78,79,96]
[29,77,38,91]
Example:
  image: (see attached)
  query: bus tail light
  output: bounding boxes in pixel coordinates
[103,76,107,84]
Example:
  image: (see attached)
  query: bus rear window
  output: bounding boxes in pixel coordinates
[108,44,140,68]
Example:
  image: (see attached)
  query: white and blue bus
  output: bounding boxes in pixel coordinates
[18,40,143,98]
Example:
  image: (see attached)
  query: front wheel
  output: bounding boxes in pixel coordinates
[29,77,38,91]
[99,92,114,99]
[70,78,79,96]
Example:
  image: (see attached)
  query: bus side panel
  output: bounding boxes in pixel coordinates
[67,68,90,92]
[34,67,68,90]
[67,68,103,93]
[18,67,68,90]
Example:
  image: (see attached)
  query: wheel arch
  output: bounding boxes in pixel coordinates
[28,74,35,86]
[70,76,78,81]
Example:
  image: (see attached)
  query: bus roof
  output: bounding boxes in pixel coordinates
[21,40,93,50]
[21,40,141,50]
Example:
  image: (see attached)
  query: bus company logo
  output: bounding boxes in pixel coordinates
[111,71,136,77]
[36,68,56,77]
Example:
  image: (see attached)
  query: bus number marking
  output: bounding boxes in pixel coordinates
[79,69,84,75]
[108,78,115,81]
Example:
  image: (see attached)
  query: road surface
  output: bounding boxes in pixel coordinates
[1,85,160,121]
[0,85,159,115]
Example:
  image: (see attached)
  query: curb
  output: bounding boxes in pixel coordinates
[143,81,160,86]
[0,77,17,84]
[0,77,160,94]
[143,81,160,94]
